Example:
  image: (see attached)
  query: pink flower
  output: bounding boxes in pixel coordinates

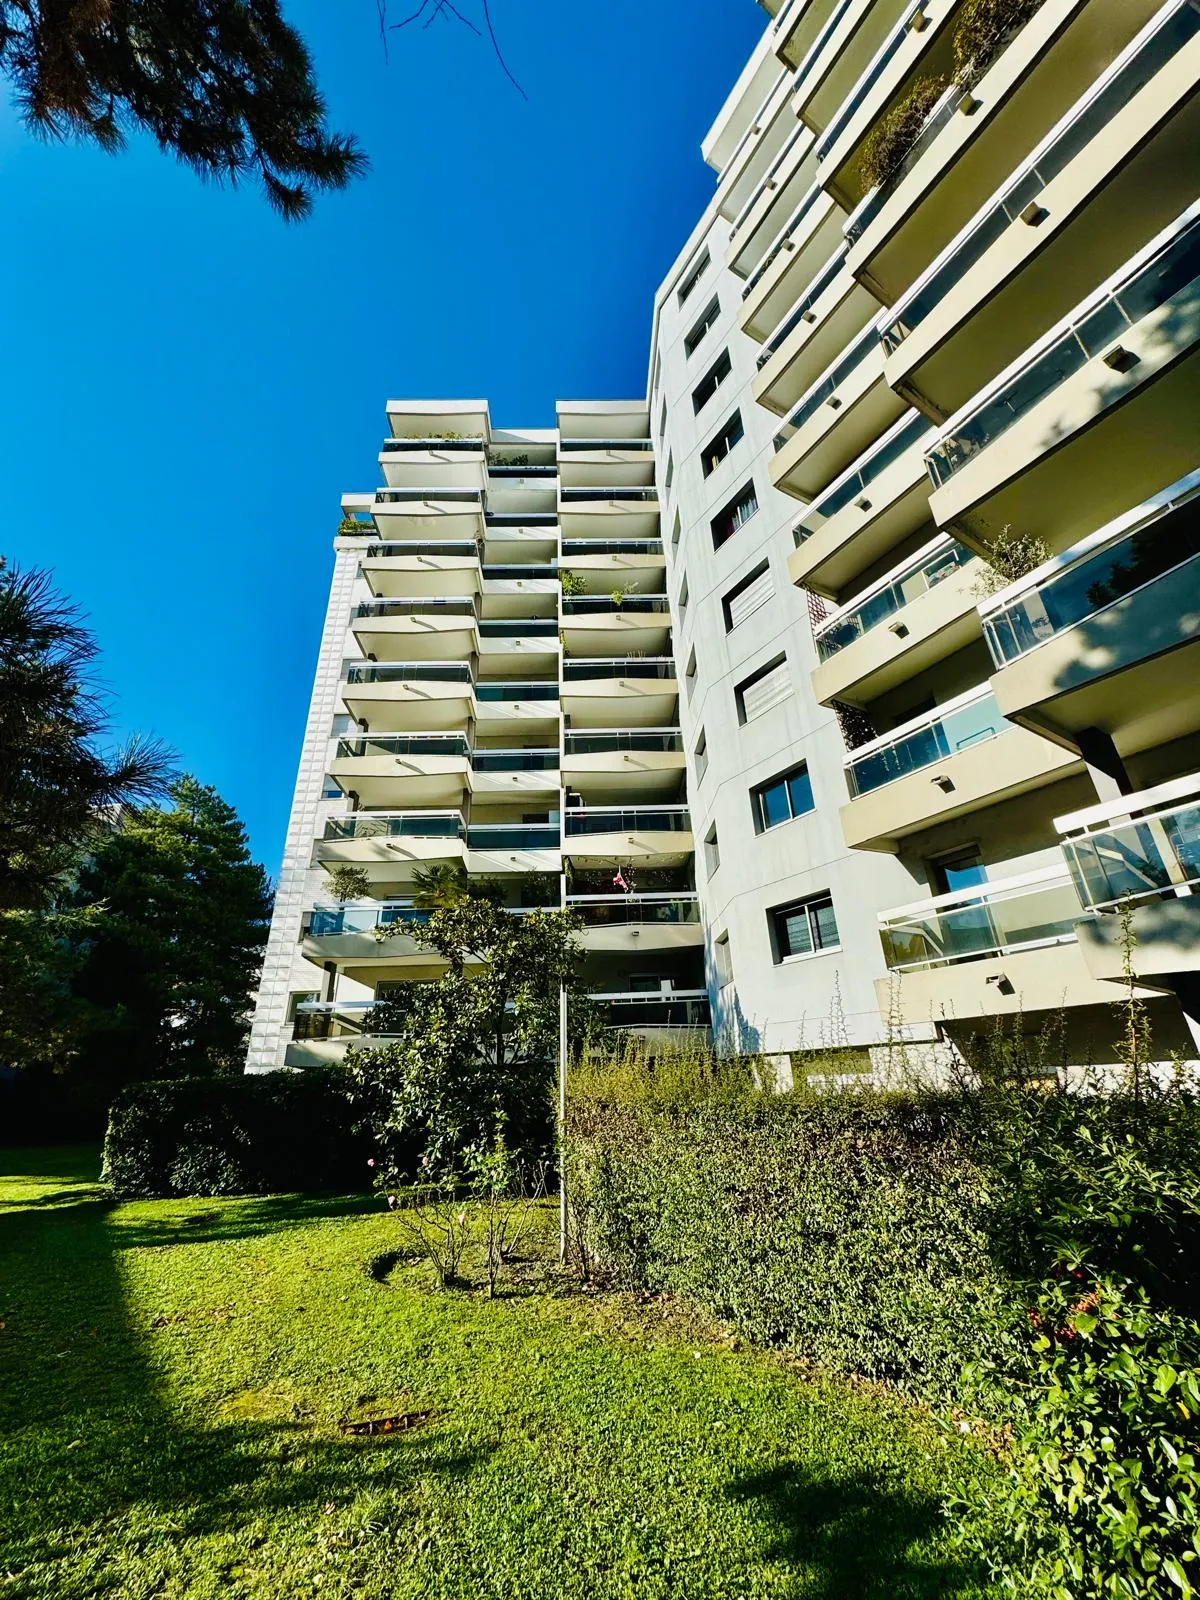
[367,1158,376,1168]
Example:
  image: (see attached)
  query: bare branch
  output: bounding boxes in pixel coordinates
[480,0,527,100]
[379,0,525,97]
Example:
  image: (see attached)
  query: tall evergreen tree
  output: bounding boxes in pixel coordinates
[70,776,273,1082]
[0,0,367,218]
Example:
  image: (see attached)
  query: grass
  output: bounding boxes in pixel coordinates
[0,1147,1002,1599]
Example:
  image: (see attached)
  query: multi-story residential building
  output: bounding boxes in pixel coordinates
[250,0,1200,1074]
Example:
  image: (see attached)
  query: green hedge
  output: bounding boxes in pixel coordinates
[101,1071,379,1198]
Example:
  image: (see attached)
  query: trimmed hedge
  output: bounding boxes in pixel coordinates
[101,1071,378,1198]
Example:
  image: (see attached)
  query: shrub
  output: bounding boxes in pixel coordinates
[859,75,947,193]
[953,0,1042,88]
[101,1071,377,1198]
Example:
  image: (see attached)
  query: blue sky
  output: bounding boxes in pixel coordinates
[0,0,764,872]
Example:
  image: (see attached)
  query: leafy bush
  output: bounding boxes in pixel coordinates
[859,75,947,193]
[953,0,1042,88]
[102,1071,377,1197]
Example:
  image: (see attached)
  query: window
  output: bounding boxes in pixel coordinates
[722,558,773,631]
[676,247,710,306]
[659,397,667,440]
[702,409,743,477]
[664,451,674,491]
[322,778,343,799]
[651,349,662,396]
[704,824,720,877]
[769,892,839,963]
[694,727,708,782]
[692,349,732,415]
[752,762,814,833]
[678,572,689,616]
[713,931,733,988]
[670,509,682,551]
[711,481,758,550]
[286,990,320,1022]
[685,645,698,701]
[735,654,791,724]
[684,295,720,358]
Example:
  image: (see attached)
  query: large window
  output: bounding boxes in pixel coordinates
[735,653,791,724]
[722,558,772,631]
[702,410,744,477]
[752,762,814,833]
[676,247,710,307]
[711,481,758,550]
[692,349,732,415]
[769,892,839,962]
[684,295,720,359]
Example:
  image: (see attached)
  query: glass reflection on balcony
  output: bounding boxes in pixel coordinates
[795,412,932,541]
[335,734,468,760]
[474,681,559,700]
[879,868,1083,970]
[561,596,671,615]
[467,824,561,850]
[1062,798,1200,912]
[355,599,477,619]
[471,749,559,771]
[564,808,690,835]
[562,658,676,681]
[306,902,432,937]
[323,813,464,842]
[757,246,846,369]
[815,537,974,660]
[846,687,1008,797]
[344,662,471,686]
[568,894,701,926]
[564,729,683,754]
[592,990,711,1029]
[774,322,882,450]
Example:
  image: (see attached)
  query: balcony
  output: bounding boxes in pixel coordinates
[874,865,1118,1023]
[793,0,910,138]
[715,68,798,224]
[300,901,445,982]
[340,662,473,732]
[469,748,560,799]
[846,0,1159,307]
[557,439,656,490]
[314,812,467,878]
[385,401,488,442]
[739,179,846,342]
[477,619,560,679]
[753,247,879,415]
[884,4,1200,418]
[982,468,1200,757]
[587,989,712,1039]
[464,822,562,874]
[563,729,686,802]
[378,441,486,491]
[561,658,678,728]
[1059,775,1200,986]
[328,733,469,808]
[483,523,559,566]
[568,894,704,952]
[359,541,480,599]
[787,411,935,597]
[773,0,846,70]
[557,488,660,541]
[770,320,905,499]
[350,598,478,662]
[811,534,981,705]
[563,806,694,867]
[285,1000,382,1066]
[560,595,672,657]
[926,207,1200,548]
[365,488,486,541]
[559,539,665,594]
[727,123,819,281]
[840,685,1080,851]
[473,679,561,739]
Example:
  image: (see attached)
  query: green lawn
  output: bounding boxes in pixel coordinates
[0,1147,1001,1599]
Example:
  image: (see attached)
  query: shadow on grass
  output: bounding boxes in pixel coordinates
[111,1189,383,1249]
[727,1464,983,1599]
[0,1167,483,1588]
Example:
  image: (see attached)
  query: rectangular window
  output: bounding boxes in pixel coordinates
[676,247,710,307]
[752,762,815,833]
[694,728,708,782]
[722,558,773,631]
[651,349,662,396]
[659,397,667,440]
[736,654,791,724]
[713,930,733,987]
[685,645,698,701]
[701,409,743,477]
[692,349,732,415]
[704,824,720,876]
[670,509,682,552]
[711,481,758,551]
[769,892,839,963]
[684,295,720,359]
[664,451,674,491]
[678,572,689,616]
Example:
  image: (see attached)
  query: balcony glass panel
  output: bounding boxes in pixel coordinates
[488,465,557,477]
[365,541,479,558]
[814,0,929,162]
[561,659,676,681]
[474,681,559,700]
[344,663,471,685]
[471,749,559,771]
[564,730,683,754]
[816,538,974,659]
[380,439,483,453]
[757,245,847,369]
[1063,803,1200,911]
[846,688,1008,796]
[323,813,464,841]
[292,1003,377,1041]
[485,514,558,527]
[559,488,659,503]
[883,4,1200,353]
[593,992,712,1028]
[466,824,561,849]
[844,81,960,245]
[375,489,482,504]
[564,808,690,835]
[560,539,663,556]
[561,596,671,615]
[795,412,932,540]
[927,214,1200,487]
[742,178,827,300]
[307,902,432,937]
[334,735,468,759]
[880,871,1083,969]
[568,894,702,926]
[482,565,558,579]
[774,322,882,448]
[478,620,560,637]
[355,599,477,619]
[558,438,654,452]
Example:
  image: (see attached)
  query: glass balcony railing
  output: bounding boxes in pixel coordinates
[467,824,561,850]
[757,245,847,369]
[568,894,702,927]
[292,1001,378,1042]
[323,813,464,842]
[478,620,560,637]
[926,211,1200,488]
[485,513,558,527]
[815,537,975,660]
[1060,781,1200,912]
[364,540,479,559]
[488,465,557,477]
[375,488,483,505]
[795,412,933,542]
[561,596,671,615]
[774,321,882,449]
[742,178,828,301]
[559,488,659,503]
[813,0,931,164]
[475,681,560,701]
[482,564,558,579]
[334,734,469,760]
[731,121,809,236]
[306,902,433,937]
[471,749,559,772]
[982,475,1200,666]
[846,686,1009,797]
[560,539,663,556]
[355,599,477,619]
[380,438,483,453]
[344,663,472,686]
[879,867,1083,970]
[564,808,691,836]
[564,729,683,755]
[590,990,712,1029]
[844,80,960,245]
[561,658,676,681]
[882,3,1200,355]
[558,438,653,451]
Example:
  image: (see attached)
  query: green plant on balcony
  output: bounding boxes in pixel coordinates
[610,588,626,608]
[492,452,529,468]
[975,524,1052,598]
[322,863,371,901]
[859,75,947,192]
[337,514,369,536]
[953,0,1041,88]
[559,570,585,597]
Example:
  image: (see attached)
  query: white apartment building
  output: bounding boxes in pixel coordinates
[249,0,1200,1073]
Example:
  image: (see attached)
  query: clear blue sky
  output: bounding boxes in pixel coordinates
[0,0,764,873]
